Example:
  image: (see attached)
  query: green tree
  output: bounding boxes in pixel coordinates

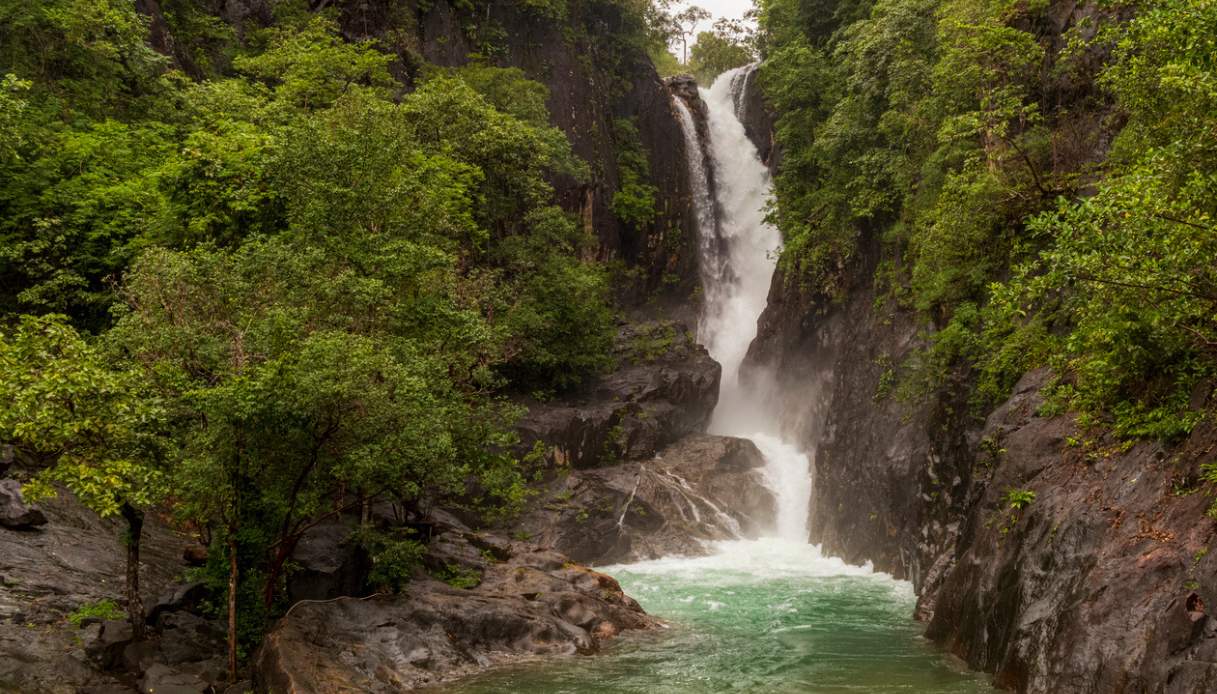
[689,25,755,85]
[110,236,522,679]
[673,5,711,63]
[0,315,168,638]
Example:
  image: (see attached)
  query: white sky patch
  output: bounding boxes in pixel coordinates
[671,0,759,51]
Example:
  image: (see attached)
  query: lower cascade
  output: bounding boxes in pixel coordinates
[447,67,992,693]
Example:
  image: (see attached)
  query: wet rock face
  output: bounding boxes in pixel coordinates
[257,528,658,692]
[922,372,1217,693]
[517,321,721,470]
[0,478,47,528]
[744,239,977,590]
[0,491,195,693]
[731,65,777,172]
[512,433,777,565]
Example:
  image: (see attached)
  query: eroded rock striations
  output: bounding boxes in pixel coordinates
[514,433,777,565]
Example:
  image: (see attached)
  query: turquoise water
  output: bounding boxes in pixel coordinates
[447,539,992,693]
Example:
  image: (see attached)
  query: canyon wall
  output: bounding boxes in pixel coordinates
[736,7,1217,692]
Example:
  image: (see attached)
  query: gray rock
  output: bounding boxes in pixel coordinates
[923,382,1217,693]
[257,528,658,692]
[285,520,370,603]
[86,620,134,669]
[146,581,208,626]
[0,489,192,692]
[511,433,777,565]
[517,321,721,471]
[138,663,209,694]
[0,478,47,529]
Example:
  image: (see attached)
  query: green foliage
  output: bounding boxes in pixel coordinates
[624,321,686,364]
[0,0,633,665]
[689,22,756,85]
[986,0,1217,439]
[0,0,169,116]
[66,599,124,627]
[760,0,1215,441]
[1202,462,1217,519]
[0,315,168,518]
[434,563,481,589]
[0,74,30,163]
[610,118,659,228]
[1004,488,1036,511]
[232,16,396,109]
[354,527,426,592]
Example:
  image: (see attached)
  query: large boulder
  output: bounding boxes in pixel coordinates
[512,433,777,565]
[516,321,721,470]
[0,479,47,529]
[285,520,371,603]
[257,528,658,692]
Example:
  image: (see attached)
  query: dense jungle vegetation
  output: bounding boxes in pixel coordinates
[758,0,1217,441]
[0,0,693,677]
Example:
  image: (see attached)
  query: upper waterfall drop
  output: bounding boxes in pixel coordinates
[698,68,783,438]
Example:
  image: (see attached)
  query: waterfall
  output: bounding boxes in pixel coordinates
[673,66,812,543]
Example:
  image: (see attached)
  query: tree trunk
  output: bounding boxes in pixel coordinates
[262,536,300,610]
[120,504,145,640]
[227,529,239,682]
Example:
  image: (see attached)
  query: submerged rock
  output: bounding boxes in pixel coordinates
[257,528,658,692]
[513,433,777,565]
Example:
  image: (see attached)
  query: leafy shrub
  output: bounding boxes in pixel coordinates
[67,599,124,627]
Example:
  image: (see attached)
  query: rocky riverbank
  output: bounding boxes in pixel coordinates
[0,317,747,692]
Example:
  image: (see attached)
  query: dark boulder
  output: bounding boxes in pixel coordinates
[0,478,47,529]
[285,520,371,603]
[145,582,208,627]
[85,620,134,670]
[137,663,210,694]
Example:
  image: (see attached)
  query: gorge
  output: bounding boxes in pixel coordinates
[1,0,1216,692]
[444,65,992,693]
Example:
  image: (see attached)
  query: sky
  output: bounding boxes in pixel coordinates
[671,0,759,50]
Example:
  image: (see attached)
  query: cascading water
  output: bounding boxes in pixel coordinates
[449,67,992,693]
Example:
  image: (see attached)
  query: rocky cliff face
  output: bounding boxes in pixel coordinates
[341,0,702,303]
[744,235,975,590]
[513,434,776,565]
[747,198,1217,694]
[516,321,720,470]
[730,65,777,172]
[739,2,1217,689]
[923,372,1217,693]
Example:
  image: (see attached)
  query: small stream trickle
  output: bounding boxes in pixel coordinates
[448,67,992,693]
